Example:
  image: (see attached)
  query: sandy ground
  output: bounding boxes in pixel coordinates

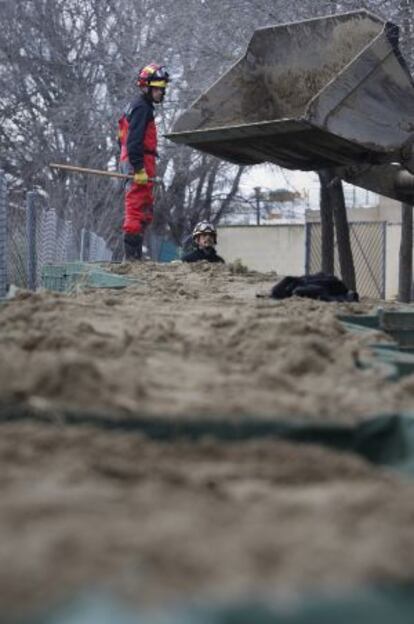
[0,261,413,422]
[1,262,414,618]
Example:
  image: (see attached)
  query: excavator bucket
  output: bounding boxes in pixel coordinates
[167,10,414,199]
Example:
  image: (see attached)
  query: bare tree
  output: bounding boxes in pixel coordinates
[1,0,413,258]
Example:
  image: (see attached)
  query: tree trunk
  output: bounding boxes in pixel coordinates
[330,174,356,291]
[213,166,245,224]
[398,202,413,302]
[318,170,334,274]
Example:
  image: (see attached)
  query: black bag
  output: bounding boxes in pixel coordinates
[271,272,359,302]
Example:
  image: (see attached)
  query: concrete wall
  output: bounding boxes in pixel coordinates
[217,225,305,275]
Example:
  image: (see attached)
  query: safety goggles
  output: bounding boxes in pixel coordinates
[148,80,167,88]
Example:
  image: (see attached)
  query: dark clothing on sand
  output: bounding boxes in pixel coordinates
[271,272,359,302]
[182,247,225,264]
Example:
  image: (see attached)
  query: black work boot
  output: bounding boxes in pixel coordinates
[123,233,143,261]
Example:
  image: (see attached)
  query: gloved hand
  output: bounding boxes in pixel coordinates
[134,168,149,185]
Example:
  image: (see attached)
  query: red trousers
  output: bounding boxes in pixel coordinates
[122,154,156,235]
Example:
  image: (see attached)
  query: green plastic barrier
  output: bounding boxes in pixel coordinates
[158,240,180,262]
[339,308,414,352]
[339,314,414,379]
[337,313,380,330]
[41,262,134,292]
[1,404,414,475]
[23,585,414,623]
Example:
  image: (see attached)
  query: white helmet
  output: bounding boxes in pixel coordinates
[192,221,217,244]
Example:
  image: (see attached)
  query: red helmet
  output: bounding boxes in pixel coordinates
[138,63,169,88]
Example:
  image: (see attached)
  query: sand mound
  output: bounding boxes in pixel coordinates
[1,263,414,617]
[0,262,410,422]
[1,422,414,617]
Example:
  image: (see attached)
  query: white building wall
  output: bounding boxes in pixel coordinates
[217,225,305,275]
[217,221,412,301]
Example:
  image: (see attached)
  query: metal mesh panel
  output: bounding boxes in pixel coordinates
[80,228,90,262]
[0,171,7,297]
[2,184,113,291]
[38,207,59,277]
[82,230,112,262]
[306,221,386,298]
[56,218,69,263]
[55,218,77,263]
[95,236,112,262]
[89,232,99,261]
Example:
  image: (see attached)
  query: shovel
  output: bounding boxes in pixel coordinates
[49,163,161,183]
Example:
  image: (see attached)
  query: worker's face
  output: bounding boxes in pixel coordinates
[151,87,165,103]
[197,233,215,249]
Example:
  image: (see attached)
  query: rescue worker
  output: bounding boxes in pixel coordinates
[118,63,169,260]
[182,222,225,263]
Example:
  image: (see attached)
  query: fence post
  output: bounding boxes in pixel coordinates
[26,191,37,290]
[305,222,311,274]
[0,170,7,297]
[254,186,261,226]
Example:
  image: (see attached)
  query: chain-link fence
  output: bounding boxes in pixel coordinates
[0,172,113,296]
[306,221,387,298]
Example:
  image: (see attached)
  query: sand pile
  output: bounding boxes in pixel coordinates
[1,262,414,618]
[1,421,414,618]
[0,261,412,422]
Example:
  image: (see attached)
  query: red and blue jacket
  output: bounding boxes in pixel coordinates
[118,93,157,172]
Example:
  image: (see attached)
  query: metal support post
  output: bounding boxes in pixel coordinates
[254,186,261,226]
